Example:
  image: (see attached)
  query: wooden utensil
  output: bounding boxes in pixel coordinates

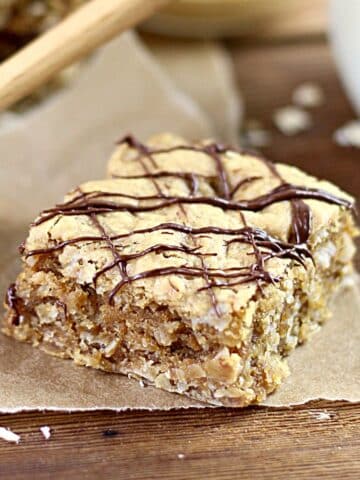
[0,0,171,111]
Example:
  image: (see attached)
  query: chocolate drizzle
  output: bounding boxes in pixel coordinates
[6,284,21,326]
[31,183,351,228]
[289,199,312,245]
[20,135,354,313]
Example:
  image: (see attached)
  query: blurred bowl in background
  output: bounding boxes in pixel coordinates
[142,0,326,39]
[330,0,360,116]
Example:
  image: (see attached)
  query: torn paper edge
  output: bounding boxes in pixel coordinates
[0,397,356,414]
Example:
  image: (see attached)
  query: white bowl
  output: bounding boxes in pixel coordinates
[330,0,360,116]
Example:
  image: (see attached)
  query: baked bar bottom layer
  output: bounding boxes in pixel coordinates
[2,226,355,407]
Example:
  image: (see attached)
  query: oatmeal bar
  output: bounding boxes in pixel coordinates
[3,134,357,406]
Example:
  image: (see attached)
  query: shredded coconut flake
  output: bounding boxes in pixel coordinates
[308,410,332,421]
[334,120,360,148]
[40,426,51,440]
[273,106,312,136]
[0,427,21,443]
[243,128,271,148]
[242,119,271,148]
[293,82,324,108]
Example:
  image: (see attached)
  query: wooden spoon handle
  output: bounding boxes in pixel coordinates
[0,0,170,111]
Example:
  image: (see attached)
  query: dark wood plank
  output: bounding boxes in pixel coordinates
[231,41,359,197]
[0,40,359,480]
[231,40,360,267]
[0,402,359,480]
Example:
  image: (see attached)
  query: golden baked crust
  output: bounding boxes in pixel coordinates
[3,133,357,406]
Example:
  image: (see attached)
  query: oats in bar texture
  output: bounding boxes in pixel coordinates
[3,133,357,406]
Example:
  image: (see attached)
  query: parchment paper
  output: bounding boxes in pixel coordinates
[0,31,358,412]
[145,36,242,144]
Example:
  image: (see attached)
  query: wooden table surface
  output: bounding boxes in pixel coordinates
[1,39,359,480]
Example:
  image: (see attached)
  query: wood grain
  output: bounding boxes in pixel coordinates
[0,402,359,480]
[231,39,360,267]
[231,41,358,196]
[0,39,359,479]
